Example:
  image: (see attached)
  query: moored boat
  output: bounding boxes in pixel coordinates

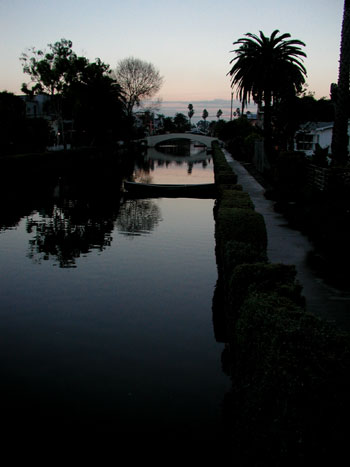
[123,181,216,198]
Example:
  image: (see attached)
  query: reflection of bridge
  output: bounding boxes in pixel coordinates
[146,146,210,162]
[143,133,219,148]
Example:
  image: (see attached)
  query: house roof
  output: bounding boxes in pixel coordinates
[298,121,334,132]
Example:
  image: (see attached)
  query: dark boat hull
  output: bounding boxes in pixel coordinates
[123,181,216,198]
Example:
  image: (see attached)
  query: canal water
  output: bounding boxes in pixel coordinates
[0,144,230,460]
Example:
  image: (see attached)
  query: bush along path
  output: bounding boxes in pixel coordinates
[211,142,350,466]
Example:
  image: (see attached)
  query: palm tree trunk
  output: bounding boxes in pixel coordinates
[331,0,350,166]
[263,89,273,170]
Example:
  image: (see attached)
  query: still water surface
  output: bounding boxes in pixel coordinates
[0,145,229,458]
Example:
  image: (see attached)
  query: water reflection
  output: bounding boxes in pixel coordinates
[8,174,125,267]
[146,146,210,163]
[0,147,229,461]
[117,199,162,236]
[132,147,213,186]
[26,203,115,267]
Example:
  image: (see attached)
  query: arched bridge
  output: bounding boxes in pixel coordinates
[143,133,219,148]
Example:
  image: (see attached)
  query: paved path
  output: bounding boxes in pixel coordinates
[223,150,350,332]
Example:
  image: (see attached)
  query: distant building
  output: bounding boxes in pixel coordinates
[294,121,350,156]
[19,94,52,119]
[134,111,165,135]
[18,94,75,149]
[246,112,259,126]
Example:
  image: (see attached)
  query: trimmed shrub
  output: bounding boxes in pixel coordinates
[216,207,267,254]
[215,171,238,185]
[214,162,232,174]
[220,190,255,210]
[222,240,267,277]
[227,262,304,313]
[216,184,243,199]
[214,191,254,219]
[230,291,350,465]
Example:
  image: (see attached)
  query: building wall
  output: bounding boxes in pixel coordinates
[294,123,350,157]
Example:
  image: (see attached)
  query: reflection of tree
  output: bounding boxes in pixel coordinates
[117,199,162,236]
[24,170,124,268]
[0,175,56,232]
[26,201,116,267]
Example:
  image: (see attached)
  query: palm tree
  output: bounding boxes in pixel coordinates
[202,109,209,132]
[188,103,194,127]
[228,30,307,161]
[331,0,350,166]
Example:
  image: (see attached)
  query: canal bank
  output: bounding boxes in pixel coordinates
[222,149,350,332]
[212,143,349,465]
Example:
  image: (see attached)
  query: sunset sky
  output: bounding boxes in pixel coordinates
[0,0,344,119]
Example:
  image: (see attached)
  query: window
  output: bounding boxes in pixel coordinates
[296,133,315,151]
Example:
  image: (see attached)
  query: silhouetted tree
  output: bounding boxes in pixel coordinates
[63,57,124,145]
[215,117,261,161]
[20,39,76,146]
[228,30,307,162]
[20,39,124,147]
[202,109,209,131]
[216,109,223,120]
[331,0,350,165]
[20,39,75,97]
[162,116,176,133]
[113,57,163,117]
[173,113,190,132]
[188,103,194,126]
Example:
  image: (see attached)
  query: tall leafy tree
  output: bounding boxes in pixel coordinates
[63,57,124,144]
[173,113,190,132]
[228,30,307,160]
[20,39,75,97]
[331,0,350,166]
[20,39,124,146]
[20,39,75,146]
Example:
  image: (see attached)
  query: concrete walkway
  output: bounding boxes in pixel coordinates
[223,150,350,332]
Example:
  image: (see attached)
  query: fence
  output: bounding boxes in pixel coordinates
[307,164,350,192]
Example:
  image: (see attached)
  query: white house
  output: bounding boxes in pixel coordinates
[294,121,350,156]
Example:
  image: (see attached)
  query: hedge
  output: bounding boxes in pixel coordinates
[214,171,238,185]
[229,291,350,465]
[227,262,304,315]
[219,190,255,210]
[211,142,350,465]
[215,207,267,255]
[221,241,268,280]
